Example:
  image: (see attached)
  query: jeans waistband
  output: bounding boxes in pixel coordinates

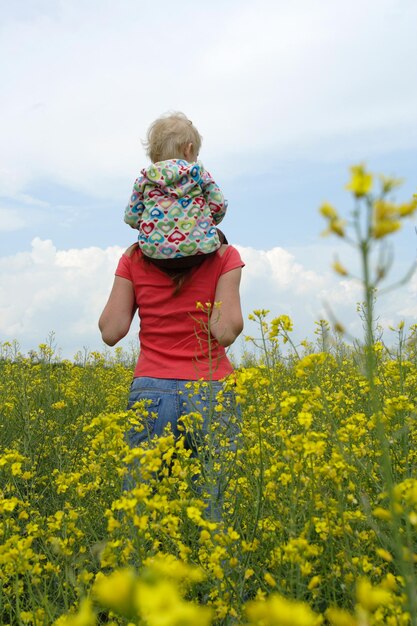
[130,376,226,393]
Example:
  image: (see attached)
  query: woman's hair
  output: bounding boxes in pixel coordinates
[143,112,202,163]
[162,267,193,296]
[127,244,195,296]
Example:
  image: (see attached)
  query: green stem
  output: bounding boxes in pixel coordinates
[237,401,264,604]
[359,199,417,623]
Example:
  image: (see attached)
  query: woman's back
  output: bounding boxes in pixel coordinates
[115,245,244,380]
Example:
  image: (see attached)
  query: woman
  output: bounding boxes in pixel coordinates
[99,241,244,512]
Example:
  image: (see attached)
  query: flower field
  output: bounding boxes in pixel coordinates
[1,166,417,625]
[1,327,417,626]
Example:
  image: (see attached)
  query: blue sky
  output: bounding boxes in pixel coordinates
[1,0,417,358]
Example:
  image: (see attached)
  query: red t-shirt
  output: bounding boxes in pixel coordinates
[115,245,244,380]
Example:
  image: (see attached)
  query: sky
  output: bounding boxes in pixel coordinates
[1,0,417,360]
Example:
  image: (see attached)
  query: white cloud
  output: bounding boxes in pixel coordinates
[1,238,413,359]
[0,0,416,202]
[0,238,125,355]
[0,1,416,356]
[238,245,326,292]
[236,244,364,342]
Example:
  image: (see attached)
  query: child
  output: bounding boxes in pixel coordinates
[124,112,228,269]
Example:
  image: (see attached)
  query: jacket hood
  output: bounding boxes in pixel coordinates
[140,159,203,199]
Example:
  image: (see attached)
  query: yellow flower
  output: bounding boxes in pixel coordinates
[264,572,277,587]
[409,512,417,525]
[346,164,373,197]
[52,400,67,410]
[92,569,136,618]
[372,198,408,238]
[319,202,346,238]
[398,198,417,217]
[269,315,294,340]
[11,462,22,476]
[54,599,96,626]
[375,547,393,562]
[295,353,328,377]
[319,202,338,219]
[356,578,391,612]
[308,575,321,590]
[135,579,212,626]
[332,260,349,276]
[325,606,357,626]
[250,308,270,319]
[298,411,313,428]
[245,593,319,626]
[381,573,397,591]
[373,219,401,239]
[328,218,346,237]
[142,553,206,584]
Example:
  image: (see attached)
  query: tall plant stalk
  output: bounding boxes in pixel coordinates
[320,164,417,622]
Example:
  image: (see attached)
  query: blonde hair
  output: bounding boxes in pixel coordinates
[144,111,202,163]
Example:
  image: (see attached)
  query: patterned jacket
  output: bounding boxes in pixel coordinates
[124,159,227,259]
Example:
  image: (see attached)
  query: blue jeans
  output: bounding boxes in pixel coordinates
[124,376,241,518]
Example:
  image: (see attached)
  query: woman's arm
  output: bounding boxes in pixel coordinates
[210,267,243,347]
[98,276,137,346]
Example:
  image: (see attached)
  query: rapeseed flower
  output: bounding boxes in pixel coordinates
[345,164,373,197]
[2,325,417,623]
[356,577,392,612]
[319,204,346,237]
[93,568,137,617]
[332,259,349,276]
[54,599,96,626]
[245,593,321,625]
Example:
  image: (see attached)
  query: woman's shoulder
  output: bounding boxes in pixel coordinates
[124,243,140,258]
[214,244,245,271]
[217,243,240,257]
[217,244,242,260]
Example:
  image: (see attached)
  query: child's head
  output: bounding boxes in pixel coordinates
[144,112,202,163]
